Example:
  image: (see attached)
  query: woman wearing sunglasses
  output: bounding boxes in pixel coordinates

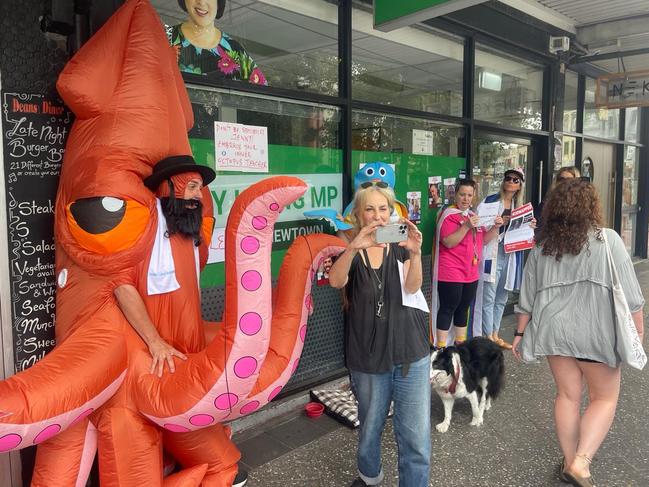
[478,168,532,349]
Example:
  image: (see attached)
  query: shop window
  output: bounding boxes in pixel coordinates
[474,46,544,130]
[154,0,339,95]
[186,86,342,286]
[472,137,530,202]
[583,77,619,139]
[622,145,639,254]
[351,1,464,116]
[553,135,576,174]
[563,71,579,133]
[351,110,465,252]
[625,107,640,143]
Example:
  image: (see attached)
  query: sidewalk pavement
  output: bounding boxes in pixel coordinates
[232,261,649,487]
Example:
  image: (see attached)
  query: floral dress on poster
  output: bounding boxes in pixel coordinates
[170,25,267,84]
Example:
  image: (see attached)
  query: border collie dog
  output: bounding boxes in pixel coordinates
[430,337,505,433]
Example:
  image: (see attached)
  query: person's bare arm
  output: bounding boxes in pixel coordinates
[511,313,531,361]
[114,284,187,377]
[400,219,423,293]
[441,215,478,248]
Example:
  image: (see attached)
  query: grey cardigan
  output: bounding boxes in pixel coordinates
[517,228,645,368]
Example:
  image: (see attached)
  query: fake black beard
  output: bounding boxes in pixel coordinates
[160,196,203,246]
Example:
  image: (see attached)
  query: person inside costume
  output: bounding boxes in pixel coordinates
[478,168,535,350]
[171,0,266,83]
[512,179,645,487]
[328,184,430,487]
[113,155,248,486]
[432,179,503,348]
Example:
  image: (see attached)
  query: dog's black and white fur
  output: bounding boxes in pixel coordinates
[430,337,505,433]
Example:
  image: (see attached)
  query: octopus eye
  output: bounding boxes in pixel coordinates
[365,167,374,176]
[70,197,126,234]
[66,196,150,254]
[379,167,387,176]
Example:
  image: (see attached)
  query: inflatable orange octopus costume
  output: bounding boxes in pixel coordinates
[0,1,345,485]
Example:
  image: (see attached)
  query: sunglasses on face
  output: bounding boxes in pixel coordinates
[360,181,389,189]
[504,175,521,184]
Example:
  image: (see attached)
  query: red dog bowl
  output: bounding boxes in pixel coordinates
[305,402,325,418]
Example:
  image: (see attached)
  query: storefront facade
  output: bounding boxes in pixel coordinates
[0,1,647,485]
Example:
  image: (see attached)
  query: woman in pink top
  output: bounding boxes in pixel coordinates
[433,179,503,348]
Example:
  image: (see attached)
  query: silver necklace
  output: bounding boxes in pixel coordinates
[369,265,382,290]
[362,248,386,317]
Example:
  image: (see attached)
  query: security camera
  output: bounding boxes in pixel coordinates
[549,36,570,54]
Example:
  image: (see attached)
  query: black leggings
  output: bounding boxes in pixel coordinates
[436,280,479,331]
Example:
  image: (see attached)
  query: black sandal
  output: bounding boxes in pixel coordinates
[564,454,596,487]
[559,457,569,483]
[563,471,596,487]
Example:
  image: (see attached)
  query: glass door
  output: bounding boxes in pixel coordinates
[471,135,533,205]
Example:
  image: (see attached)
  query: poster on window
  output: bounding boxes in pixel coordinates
[407,191,421,223]
[206,173,343,264]
[443,177,456,204]
[214,121,269,172]
[428,176,442,208]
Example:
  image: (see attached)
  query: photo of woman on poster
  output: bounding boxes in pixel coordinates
[428,176,442,208]
[408,191,422,223]
[170,0,267,84]
[444,177,456,205]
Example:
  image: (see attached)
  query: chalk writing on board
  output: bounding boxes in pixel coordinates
[2,92,71,373]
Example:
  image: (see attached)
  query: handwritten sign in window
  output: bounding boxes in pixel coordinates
[2,92,71,372]
[214,121,268,173]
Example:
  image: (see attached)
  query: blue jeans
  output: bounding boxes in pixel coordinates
[349,355,431,487]
[482,242,510,335]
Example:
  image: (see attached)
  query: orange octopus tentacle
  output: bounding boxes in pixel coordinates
[31,419,97,487]
[0,320,127,453]
[133,177,308,429]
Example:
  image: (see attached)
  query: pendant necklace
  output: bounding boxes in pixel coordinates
[362,247,387,317]
[370,266,382,290]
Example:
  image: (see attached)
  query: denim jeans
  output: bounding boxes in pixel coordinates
[482,242,510,335]
[349,355,431,487]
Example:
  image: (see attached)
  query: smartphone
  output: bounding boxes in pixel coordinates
[375,223,408,244]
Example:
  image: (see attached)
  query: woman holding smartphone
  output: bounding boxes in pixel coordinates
[328,183,430,487]
[431,179,503,348]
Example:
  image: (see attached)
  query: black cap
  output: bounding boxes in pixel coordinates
[144,155,216,190]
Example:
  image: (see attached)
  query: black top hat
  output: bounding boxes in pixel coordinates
[144,155,216,190]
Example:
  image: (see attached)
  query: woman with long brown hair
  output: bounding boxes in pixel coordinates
[512,179,645,487]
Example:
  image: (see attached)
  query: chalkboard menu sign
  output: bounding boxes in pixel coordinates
[2,92,71,373]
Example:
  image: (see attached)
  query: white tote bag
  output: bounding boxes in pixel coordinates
[603,231,647,370]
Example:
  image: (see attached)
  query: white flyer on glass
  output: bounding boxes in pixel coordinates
[477,201,500,228]
[397,261,430,313]
[412,129,434,155]
[214,121,268,172]
[503,202,535,253]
